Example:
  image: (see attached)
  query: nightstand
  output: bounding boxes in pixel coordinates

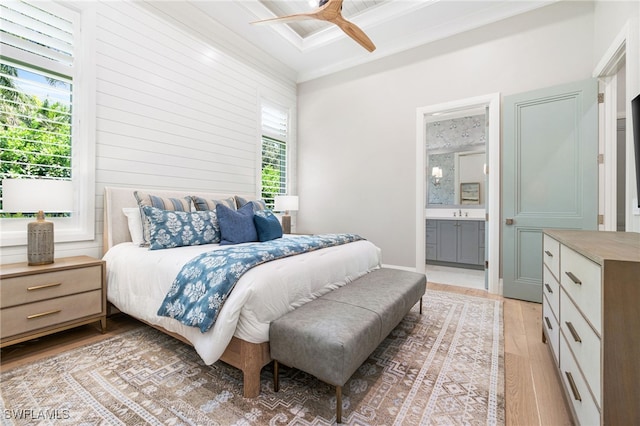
[0,256,106,348]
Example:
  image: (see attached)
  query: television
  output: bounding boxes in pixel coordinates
[633,93,640,208]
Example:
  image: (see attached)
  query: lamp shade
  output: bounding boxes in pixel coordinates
[274,195,299,212]
[2,179,73,213]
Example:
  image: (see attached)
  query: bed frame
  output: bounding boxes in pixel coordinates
[102,186,271,398]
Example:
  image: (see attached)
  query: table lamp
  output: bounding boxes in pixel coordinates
[2,179,73,265]
[274,195,299,234]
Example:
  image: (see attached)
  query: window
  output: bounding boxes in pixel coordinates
[0,0,95,246]
[261,102,289,208]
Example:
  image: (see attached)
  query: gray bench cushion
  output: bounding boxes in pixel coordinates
[269,299,382,387]
[270,268,426,387]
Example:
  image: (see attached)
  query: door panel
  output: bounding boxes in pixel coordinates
[503,79,598,302]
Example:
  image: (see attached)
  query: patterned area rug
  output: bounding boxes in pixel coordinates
[1,289,504,425]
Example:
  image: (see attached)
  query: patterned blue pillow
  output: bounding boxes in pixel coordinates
[142,205,220,250]
[217,203,257,245]
[253,209,283,242]
[134,191,191,245]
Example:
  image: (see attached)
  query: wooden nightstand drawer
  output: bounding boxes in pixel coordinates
[0,256,106,347]
[1,290,102,338]
[1,265,102,308]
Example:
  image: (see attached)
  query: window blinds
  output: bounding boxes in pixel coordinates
[0,1,76,210]
[261,103,289,207]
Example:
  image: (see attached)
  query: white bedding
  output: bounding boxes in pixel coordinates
[104,235,382,364]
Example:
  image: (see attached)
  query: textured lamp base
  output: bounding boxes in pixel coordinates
[27,213,54,266]
[281,214,291,234]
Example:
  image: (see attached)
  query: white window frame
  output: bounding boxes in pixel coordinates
[0,1,96,247]
[259,99,290,208]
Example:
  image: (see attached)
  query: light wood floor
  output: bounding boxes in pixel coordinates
[1,283,573,425]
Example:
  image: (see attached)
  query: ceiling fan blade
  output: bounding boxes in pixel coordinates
[333,16,376,52]
[251,13,318,25]
[316,0,344,20]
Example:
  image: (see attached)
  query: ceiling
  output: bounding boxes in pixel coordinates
[145,0,555,82]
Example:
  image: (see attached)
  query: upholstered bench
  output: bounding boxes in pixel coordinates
[269,268,426,423]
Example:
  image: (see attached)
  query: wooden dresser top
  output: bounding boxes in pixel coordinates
[544,230,640,265]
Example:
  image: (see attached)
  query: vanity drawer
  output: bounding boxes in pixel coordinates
[560,245,602,334]
[542,294,560,366]
[560,336,601,425]
[543,234,561,279]
[560,289,601,406]
[0,290,102,338]
[543,265,560,317]
[0,265,102,308]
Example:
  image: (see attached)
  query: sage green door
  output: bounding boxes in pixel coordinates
[502,79,598,302]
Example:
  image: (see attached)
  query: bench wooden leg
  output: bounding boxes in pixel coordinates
[336,385,342,423]
[273,360,280,392]
[420,296,423,314]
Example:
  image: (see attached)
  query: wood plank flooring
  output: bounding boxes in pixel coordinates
[1,283,573,425]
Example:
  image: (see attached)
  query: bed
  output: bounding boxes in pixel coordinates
[102,186,382,397]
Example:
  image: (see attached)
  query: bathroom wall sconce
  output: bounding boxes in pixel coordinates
[431,167,443,186]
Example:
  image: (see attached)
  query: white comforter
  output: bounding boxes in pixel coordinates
[103,235,382,364]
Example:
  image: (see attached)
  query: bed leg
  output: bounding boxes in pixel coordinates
[242,365,262,398]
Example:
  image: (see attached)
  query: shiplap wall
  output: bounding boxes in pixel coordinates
[0,1,296,264]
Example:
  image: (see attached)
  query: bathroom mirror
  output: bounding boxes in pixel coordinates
[425,112,487,208]
[427,148,485,207]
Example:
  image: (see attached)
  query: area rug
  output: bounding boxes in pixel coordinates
[0,289,504,425]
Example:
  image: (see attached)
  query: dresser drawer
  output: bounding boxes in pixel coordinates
[0,265,102,309]
[543,265,560,317]
[560,336,601,425]
[542,294,560,366]
[0,290,102,338]
[560,289,601,406]
[560,245,602,334]
[543,234,561,279]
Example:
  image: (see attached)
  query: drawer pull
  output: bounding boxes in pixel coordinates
[565,271,582,285]
[544,316,552,330]
[27,309,61,320]
[564,371,582,402]
[544,250,553,257]
[545,283,553,294]
[27,282,62,291]
[565,321,582,343]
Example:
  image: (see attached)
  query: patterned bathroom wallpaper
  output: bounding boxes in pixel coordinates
[427,114,486,205]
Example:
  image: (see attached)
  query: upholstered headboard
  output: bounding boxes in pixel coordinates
[102,186,255,253]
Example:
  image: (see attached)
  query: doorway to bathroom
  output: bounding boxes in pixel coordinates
[415,94,500,293]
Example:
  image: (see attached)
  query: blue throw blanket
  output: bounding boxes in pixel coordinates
[157,234,363,332]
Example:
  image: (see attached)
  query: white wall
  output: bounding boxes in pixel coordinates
[297,1,596,268]
[0,1,296,264]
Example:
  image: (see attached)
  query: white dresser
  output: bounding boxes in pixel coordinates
[542,230,640,425]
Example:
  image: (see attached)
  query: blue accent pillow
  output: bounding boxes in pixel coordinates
[141,205,220,250]
[253,209,283,242]
[217,202,258,245]
[134,191,191,245]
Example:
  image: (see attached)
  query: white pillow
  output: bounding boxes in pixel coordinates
[122,207,144,246]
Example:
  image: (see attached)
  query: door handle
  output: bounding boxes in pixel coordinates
[505,218,514,225]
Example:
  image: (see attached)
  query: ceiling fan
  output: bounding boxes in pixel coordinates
[251,0,376,52]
